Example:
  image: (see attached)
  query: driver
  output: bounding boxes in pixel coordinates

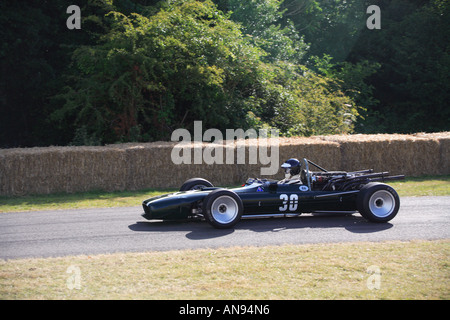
[279,158,302,184]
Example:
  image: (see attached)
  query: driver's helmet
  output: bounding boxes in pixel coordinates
[281,158,301,179]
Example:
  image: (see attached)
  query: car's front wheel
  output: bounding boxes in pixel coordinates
[202,189,243,229]
[179,178,214,191]
[357,182,400,223]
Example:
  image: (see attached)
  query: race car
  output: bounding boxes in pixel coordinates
[142,158,404,229]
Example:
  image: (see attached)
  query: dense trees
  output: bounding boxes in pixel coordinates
[281,0,449,134]
[347,0,450,133]
[1,0,448,147]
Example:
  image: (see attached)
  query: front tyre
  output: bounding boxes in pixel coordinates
[202,189,243,229]
[357,183,400,223]
[180,178,214,191]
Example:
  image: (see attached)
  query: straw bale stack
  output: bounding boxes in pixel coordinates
[85,141,246,190]
[0,146,127,196]
[277,137,341,172]
[318,133,444,176]
[0,132,449,196]
[123,142,176,190]
[413,132,450,175]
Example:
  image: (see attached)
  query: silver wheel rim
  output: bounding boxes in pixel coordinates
[211,196,239,224]
[369,190,395,218]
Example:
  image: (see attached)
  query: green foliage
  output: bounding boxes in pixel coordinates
[0,0,123,147]
[70,126,101,146]
[2,0,446,147]
[55,1,260,142]
[221,0,309,63]
[348,0,450,133]
[281,0,370,61]
[237,61,359,136]
[282,0,449,134]
[53,0,358,144]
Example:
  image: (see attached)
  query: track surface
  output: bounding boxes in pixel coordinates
[1,196,449,259]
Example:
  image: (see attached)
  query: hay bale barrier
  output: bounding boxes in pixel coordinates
[318,133,443,176]
[0,146,128,196]
[0,132,449,196]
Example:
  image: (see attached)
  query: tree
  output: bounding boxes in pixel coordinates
[0,0,119,147]
[281,0,371,62]
[1,0,363,147]
[348,0,450,133]
[53,0,267,143]
[54,0,359,144]
[255,62,359,136]
[214,0,309,63]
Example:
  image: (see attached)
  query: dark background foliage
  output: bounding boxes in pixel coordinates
[1,0,448,147]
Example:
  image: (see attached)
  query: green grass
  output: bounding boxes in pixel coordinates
[388,175,450,197]
[0,188,176,213]
[0,175,448,213]
[1,177,448,300]
[1,240,448,300]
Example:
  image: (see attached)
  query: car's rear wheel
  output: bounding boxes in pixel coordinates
[202,189,243,229]
[180,178,214,191]
[357,183,400,222]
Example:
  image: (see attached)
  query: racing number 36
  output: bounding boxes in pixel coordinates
[279,194,298,212]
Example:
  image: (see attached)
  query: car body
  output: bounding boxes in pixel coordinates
[142,158,404,228]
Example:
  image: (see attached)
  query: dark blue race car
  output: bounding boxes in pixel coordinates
[142,158,404,229]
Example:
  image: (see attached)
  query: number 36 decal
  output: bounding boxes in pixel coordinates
[279,194,298,212]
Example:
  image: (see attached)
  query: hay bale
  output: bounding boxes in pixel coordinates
[438,137,450,174]
[123,141,240,189]
[1,132,448,196]
[0,146,128,196]
[414,132,450,174]
[279,136,341,171]
[318,133,442,176]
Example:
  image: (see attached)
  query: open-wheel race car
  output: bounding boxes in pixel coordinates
[142,158,405,229]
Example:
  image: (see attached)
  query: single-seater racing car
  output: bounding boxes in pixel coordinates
[142,158,404,229]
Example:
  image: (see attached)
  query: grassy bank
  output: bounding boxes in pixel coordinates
[0,188,175,213]
[1,175,449,213]
[1,177,448,300]
[388,175,450,197]
[1,240,448,300]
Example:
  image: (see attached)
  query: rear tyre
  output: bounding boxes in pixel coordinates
[202,189,243,229]
[180,178,213,191]
[357,183,400,223]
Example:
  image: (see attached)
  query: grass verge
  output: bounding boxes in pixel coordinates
[1,175,449,213]
[1,240,448,300]
[0,188,176,213]
[388,175,450,197]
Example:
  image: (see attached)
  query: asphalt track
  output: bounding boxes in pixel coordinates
[0,196,449,260]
